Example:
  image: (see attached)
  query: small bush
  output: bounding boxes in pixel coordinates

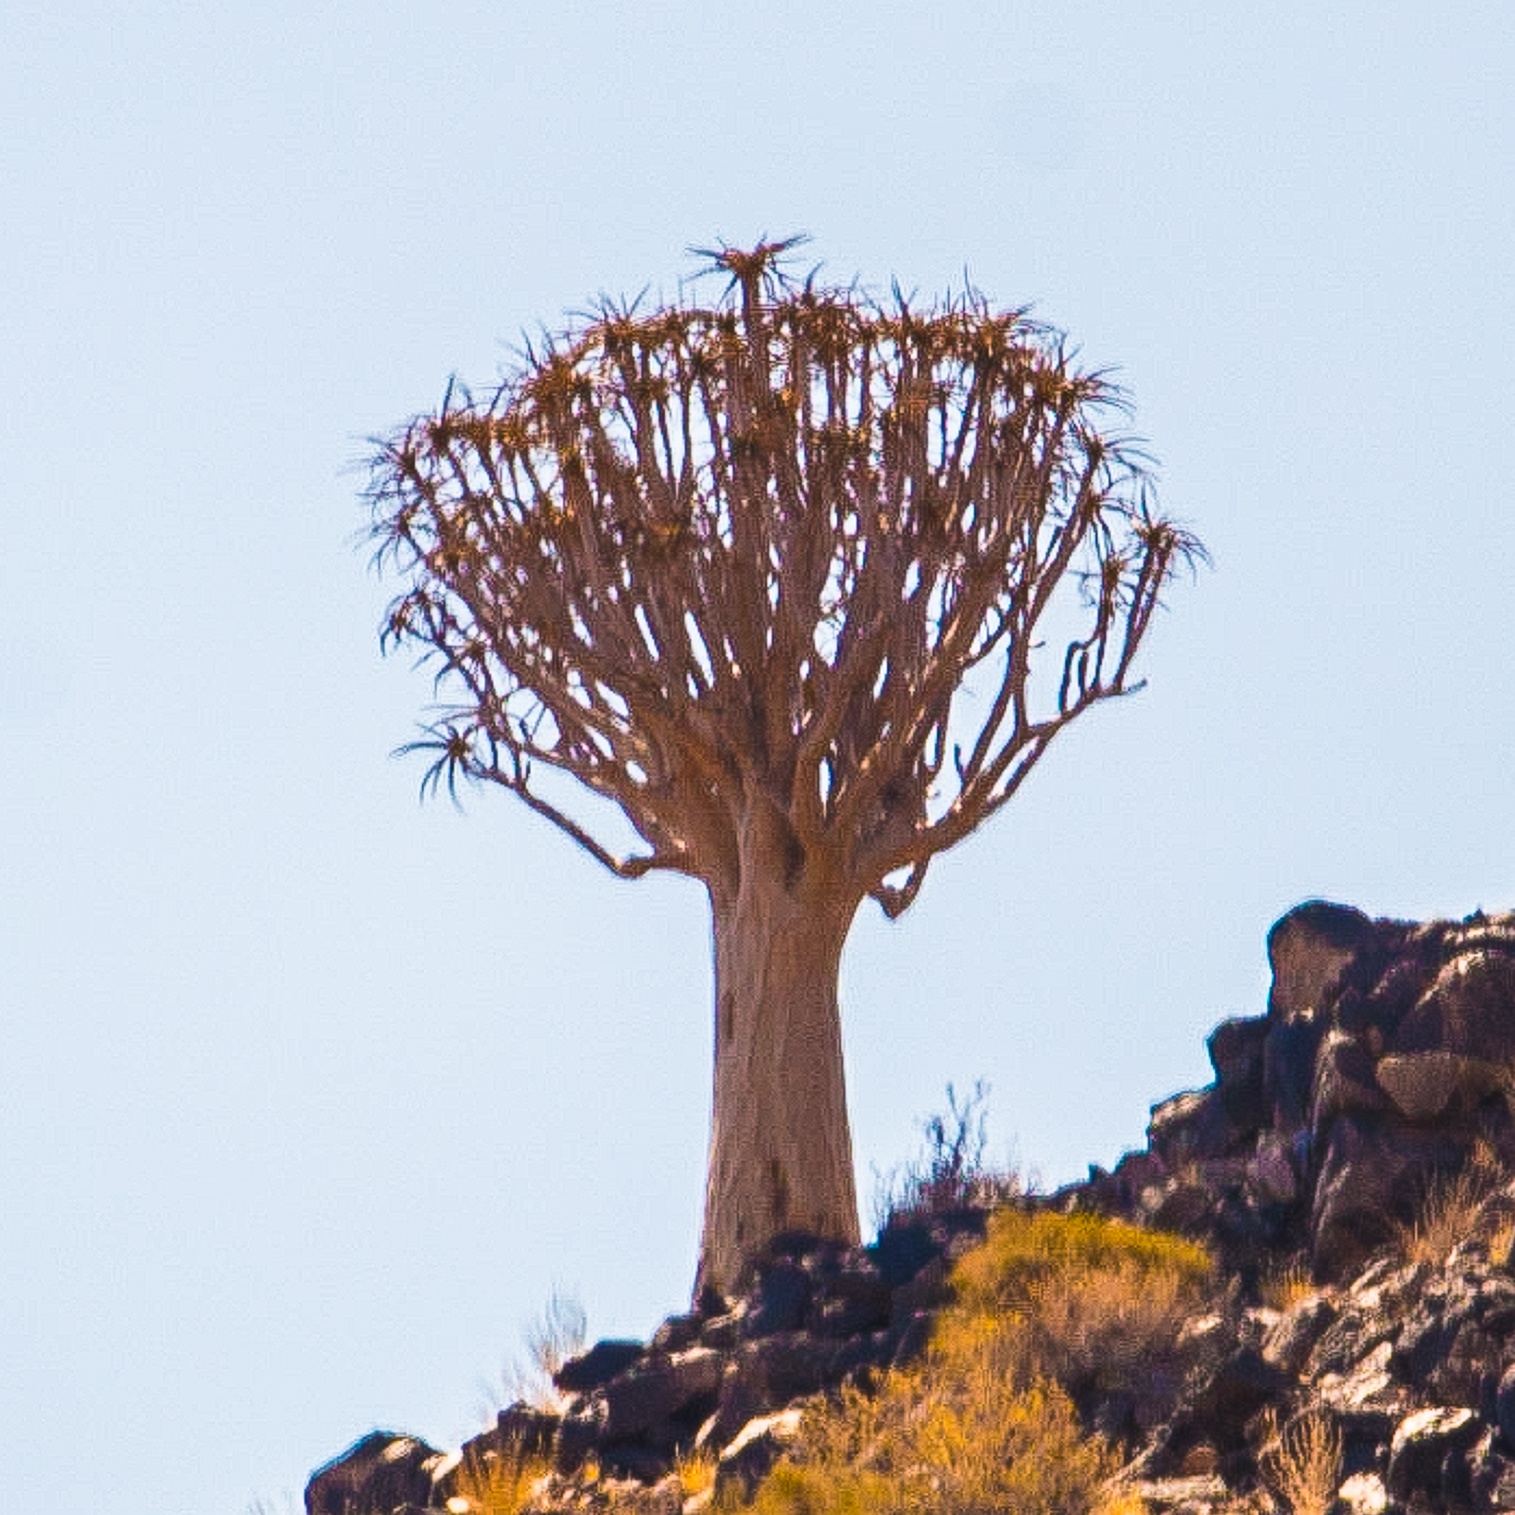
[871,1082,1022,1229]
[1393,1153,1503,1267]
[740,1365,1116,1515]
[1258,1261,1316,1313]
[479,1286,588,1418]
[950,1209,1213,1309]
[1258,1407,1341,1515]
[731,1210,1214,1515]
[448,1438,550,1515]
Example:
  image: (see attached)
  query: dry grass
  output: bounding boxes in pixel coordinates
[1258,1261,1316,1313]
[1258,1407,1341,1515]
[479,1286,588,1418]
[447,1439,551,1515]
[1091,1495,1151,1515]
[871,1082,1023,1229]
[1392,1158,1502,1267]
[676,1446,718,1501]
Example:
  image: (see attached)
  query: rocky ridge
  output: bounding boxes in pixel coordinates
[309,900,1515,1514]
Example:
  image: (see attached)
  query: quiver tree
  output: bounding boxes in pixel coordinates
[367,240,1203,1298]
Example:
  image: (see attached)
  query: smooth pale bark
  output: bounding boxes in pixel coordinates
[695,813,862,1299]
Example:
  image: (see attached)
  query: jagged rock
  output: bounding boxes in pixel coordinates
[555,1338,647,1394]
[1148,1088,1230,1166]
[305,1431,442,1515]
[650,1311,702,1355]
[698,1303,747,1351]
[745,1260,811,1337]
[554,1399,609,1473]
[1247,1132,1301,1207]
[1312,1115,1465,1277]
[711,1408,805,1502]
[1116,1474,1230,1512]
[1268,902,1378,1020]
[1394,950,1515,1061]
[1160,1346,1292,1471]
[488,1403,560,1458]
[1377,1050,1502,1122]
[1207,1014,1269,1131]
[596,1348,725,1442]
[1469,1425,1515,1509]
[805,1255,892,1338]
[1262,1292,1337,1378]
[1139,1175,1216,1235]
[1311,1029,1390,1139]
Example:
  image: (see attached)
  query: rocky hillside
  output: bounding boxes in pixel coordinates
[308,901,1515,1515]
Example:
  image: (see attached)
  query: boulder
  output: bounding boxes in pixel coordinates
[1310,1115,1460,1278]
[1267,901,1376,1024]
[650,1310,703,1355]
[1207,1014,1269,1131]
[712,1408,805,1502]
[554,1337,646,1394]
[1392,950,1515,1061]
[1148,1088,1231,1166]
[1261,1293,1337,1379]
[1337,1470,1390,1514]
[596,1347,725,1442]
[1310,1029,1388,1139]
[305,1431,441,1515]
[1247,1132,1301,1207]
[745,1260,812,1337]
[1381,1049,1504,1123]
[1385,1405,1481,1506]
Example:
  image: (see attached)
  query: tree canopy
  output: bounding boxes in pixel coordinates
[368,240,1203,920]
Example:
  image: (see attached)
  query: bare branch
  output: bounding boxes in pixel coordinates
[367,245,1204,915]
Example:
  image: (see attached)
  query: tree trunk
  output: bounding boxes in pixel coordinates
[695,817,862,1300]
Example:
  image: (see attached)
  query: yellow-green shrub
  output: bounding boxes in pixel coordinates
[938,1209,1215,1404]
[738,1365,1115,1515]
[732,1210,1214,1515]
[950,1210,1213,1312]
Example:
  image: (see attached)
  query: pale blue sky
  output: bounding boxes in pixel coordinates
[3,4,1513,1512]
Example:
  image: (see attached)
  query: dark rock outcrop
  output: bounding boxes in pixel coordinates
[306,1432,443,1515]
[1058,901,1515,1288]
[309,900,1515,1515]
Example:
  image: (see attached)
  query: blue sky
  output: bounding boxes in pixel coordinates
[4,4,1513,1512]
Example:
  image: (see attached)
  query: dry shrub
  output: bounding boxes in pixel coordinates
[910,1356,1118,1514]
[944,1210,1215,1403]
[740,1363,1114,1515]
[733,1211,1215,1515]
[480,1287,588,1417]
[676,1446,718,1500]
[1258,1261,1316,1313]
[1258,1407,1341,1515]
[1091,1495,1151,1515]
[871,1082,1022,1229]
[448,1438,550,1515]
[1393,1156,1503,1267]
